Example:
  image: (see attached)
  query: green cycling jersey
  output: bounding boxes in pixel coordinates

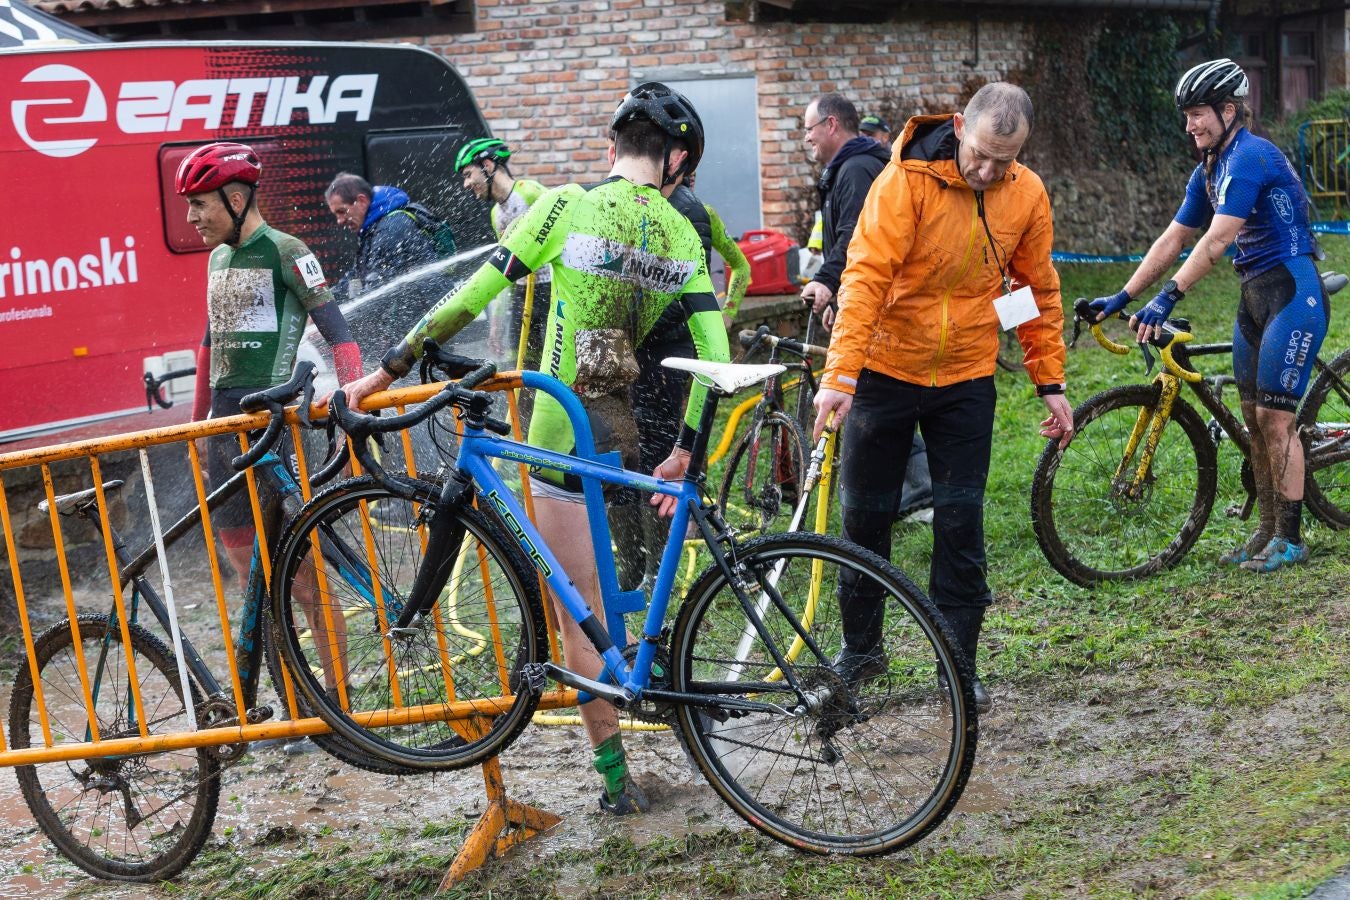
[707,204,751,317]
[206,223,334,389]
[390,175,729,463]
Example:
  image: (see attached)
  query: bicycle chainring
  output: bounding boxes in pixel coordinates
[622,642,675,725]
[198,697,248,764]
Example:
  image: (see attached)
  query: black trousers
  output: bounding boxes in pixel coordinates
[837,370,995,649]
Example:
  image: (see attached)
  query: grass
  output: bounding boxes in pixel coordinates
[27,242,1350,898]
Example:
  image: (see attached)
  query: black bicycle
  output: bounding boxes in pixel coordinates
[715,326,827,537]
[8,364,422,882]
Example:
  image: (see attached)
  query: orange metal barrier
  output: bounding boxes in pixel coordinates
[0,376,572,888]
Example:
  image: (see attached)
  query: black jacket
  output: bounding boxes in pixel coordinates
[815,137,891,294]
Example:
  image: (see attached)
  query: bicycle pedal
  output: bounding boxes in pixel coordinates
[518,662,549,696]
[246,706,275,724]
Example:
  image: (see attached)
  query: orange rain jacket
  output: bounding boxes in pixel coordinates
[820,113,1067,395]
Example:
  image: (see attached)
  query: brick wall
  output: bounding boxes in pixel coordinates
[413,1,1035,238]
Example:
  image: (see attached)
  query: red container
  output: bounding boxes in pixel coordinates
[738,229,801,295]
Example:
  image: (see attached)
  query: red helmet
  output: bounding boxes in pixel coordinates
[174,142,262,195]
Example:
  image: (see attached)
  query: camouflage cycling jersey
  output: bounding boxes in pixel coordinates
[395,175,728,461]
[206,223,333,389]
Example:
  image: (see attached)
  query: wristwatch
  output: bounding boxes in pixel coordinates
[1035,383,1066,397]
[1160,279,1185,303]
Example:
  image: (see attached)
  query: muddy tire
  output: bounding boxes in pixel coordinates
[271,477,546,771]
[717,410,808,537]
[1299,348,1350,529]
[9,615,220,882]
[1030,384,1217,585]
[669,532,976,855]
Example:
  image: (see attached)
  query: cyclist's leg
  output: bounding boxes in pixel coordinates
[915,377,995,706]
[837,370,917,681]
[629,336,694,584]
[1243,257,1329,571]
[1227,297,1276,563]
[532,487,648,814]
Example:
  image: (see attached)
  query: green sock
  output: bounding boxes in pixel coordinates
[592,734,629,802]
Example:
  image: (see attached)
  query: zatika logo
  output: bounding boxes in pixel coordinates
[11,64,105,158]
[11,63,379,159]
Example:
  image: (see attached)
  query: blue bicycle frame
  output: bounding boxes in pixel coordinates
[446,370,701,700]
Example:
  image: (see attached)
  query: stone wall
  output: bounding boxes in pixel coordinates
[1044,163,1193,257]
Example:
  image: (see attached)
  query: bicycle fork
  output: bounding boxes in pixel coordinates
[1114,375,1182,499]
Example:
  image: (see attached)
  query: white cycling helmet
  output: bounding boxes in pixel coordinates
[1175,59,1249,110]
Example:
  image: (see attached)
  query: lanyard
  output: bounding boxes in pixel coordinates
[974,190,1012,294]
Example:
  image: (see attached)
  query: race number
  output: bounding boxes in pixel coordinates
[294,253,327,289]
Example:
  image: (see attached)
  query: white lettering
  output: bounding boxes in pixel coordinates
[116,80,173,133]
[13,65,383,154]
[167,79,228,131]
[0,237,138,299]
[227,78,271,129]
[325,74,378,121]
[275,76,329,126]
[52,257,76,291]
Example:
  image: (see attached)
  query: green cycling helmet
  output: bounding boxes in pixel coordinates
[455,138,511,174]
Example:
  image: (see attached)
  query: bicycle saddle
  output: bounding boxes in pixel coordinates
[38,480,126,515]
[661,359,786,395]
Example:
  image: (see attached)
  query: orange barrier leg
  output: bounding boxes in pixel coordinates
[438,722,562,893]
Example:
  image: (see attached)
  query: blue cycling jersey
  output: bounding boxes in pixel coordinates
[1174,128,1316,279]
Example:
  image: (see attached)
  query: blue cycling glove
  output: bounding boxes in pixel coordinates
[1088,289,1131,321]
[1134,289,1180,330]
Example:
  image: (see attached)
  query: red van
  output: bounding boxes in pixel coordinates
[0,40,492,442]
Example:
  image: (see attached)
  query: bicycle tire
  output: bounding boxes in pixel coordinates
[1299,347,1350,529]
[9,615,220,882]
[716,410,808,537]
[1030,383,1217,585]
[259,600,421,776]
[270,476,546,771]
[668,532,976,855]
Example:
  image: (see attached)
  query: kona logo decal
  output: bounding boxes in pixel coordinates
[485,490,552,576]
[11,64,379,159]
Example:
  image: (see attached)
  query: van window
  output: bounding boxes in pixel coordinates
[158,141,278,253]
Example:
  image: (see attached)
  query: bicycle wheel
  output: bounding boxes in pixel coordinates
[1030,383,1217,585]
[271,476,546,771]
[717,410,808,537]
[9,615,220,882]
[1300,347,1350,528]
[668,532,976,855]
[259,599,421,776]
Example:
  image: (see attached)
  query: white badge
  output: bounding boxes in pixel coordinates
[994,285,1039,331]
[294,253,327,289]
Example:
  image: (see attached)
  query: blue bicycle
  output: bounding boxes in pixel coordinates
[271,348,978,855]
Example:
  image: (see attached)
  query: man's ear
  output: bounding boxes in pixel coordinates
[952,112,966,142]
[606,142,617,165]
[666,147,689,181]
[226,188,248,215]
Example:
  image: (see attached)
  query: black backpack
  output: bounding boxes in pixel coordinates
[392,202,457,258]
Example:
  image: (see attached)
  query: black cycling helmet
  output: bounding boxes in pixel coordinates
[610,82,704,185]
[1175,59,1249,111]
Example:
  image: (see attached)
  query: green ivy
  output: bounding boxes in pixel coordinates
[1087,12,1187,174]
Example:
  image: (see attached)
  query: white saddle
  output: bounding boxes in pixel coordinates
[661,359,786,395]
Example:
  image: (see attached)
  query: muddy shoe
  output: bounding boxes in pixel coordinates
[1219,531,1270,565]
[1239,537,1308,574]
[598,781,650,816]
[831,647,889,688]
[937,672,991,714]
